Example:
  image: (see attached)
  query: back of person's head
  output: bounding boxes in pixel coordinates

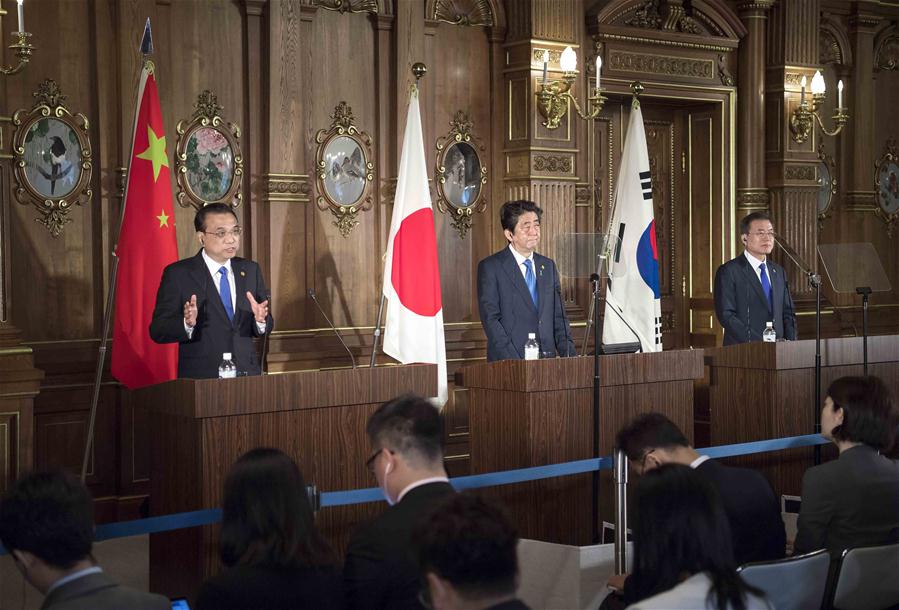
[631,464,761,610]
[615,412,690,461]
[219,447,335,569]
[500,200,542,234]
[0,470,93,569]
[367,394,444,468]
[415,492,518,605]
[827,375,898,450]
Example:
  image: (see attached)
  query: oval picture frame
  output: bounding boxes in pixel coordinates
[175,90,243,210]
[314,101,375,237]
[12,80,92,238]
[435,111,488,239]
[817,144,837,228]
[874,138,899,237]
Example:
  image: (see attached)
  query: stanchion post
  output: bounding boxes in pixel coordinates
[614,448,628,573]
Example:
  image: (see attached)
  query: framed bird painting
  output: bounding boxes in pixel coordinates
[12,79,92,238]
[434,111,488,239]
[314,101,375,237]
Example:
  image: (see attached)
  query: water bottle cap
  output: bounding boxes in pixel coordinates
[528,333,536,339]
[765,322,773,328]
[223,352,232,360]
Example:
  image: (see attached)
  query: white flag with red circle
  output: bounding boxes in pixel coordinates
[382,86,448,406]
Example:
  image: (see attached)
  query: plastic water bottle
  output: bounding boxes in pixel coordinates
[218,352,236,378]
[524,333,540,360]
[763,322,777,343]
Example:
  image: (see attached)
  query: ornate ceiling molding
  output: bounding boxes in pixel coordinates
[594,0,745,43]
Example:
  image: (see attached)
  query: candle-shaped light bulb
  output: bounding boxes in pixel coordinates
[810,70,826,96]
[596,55,602,90]
[800,75,807,104]
[838,79,844,109]
[17,0,25,33]
[542,50,548,83]
[560,46,577,72]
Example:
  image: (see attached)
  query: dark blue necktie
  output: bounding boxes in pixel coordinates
[759,262,773,313]
[523,259,538,308]
[218,267,234,321]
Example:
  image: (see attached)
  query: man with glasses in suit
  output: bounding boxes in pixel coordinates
[714,211,796,345]
[150,202,272,378]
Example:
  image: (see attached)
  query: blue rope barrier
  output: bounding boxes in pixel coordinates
[0,434,830,554]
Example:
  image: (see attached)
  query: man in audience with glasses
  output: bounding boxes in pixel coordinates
[714,211,796,344]
[150,202,272,378]
[345,394,455,610]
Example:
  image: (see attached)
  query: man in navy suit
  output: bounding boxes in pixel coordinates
[477,200,574,361]
[149,203,272,378]
[714,211,796,345]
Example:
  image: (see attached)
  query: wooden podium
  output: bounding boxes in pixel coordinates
[457,351,703,546]
[133,364,436,601]
[706,335,899,496]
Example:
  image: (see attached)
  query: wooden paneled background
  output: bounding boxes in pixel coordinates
[0,0,898,516]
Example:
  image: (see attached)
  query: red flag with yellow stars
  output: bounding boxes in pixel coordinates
[111,62,179,389]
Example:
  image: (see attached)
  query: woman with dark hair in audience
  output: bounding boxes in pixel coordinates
[625,464,769,610]
[794,375,899,559]
[196,448,345,610]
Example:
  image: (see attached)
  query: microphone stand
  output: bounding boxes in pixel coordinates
[308,289,356,369]
[590,271,602,545]
[855,287,871,376]
[774,236,822,466]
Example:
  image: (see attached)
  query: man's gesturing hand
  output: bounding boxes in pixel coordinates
[183,294,198,328]
[247,291,269,324]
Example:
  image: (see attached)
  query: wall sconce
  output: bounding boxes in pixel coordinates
[0,0,35,76]
[536,46,606,129]
[789,70,848,144]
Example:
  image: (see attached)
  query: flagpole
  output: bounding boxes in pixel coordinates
[81,26,154,483]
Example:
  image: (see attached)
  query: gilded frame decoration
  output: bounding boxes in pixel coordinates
[11,80,92,238]
[817,144,837,228]
[314,102,375,237]
[175,90,243,210]
[875,138,899,237]
[434,111,487,239]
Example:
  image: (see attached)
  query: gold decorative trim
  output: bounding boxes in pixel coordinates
[175,90,244,210]
[784,164,817,182]
[434,111,488,239]
[432,0,493,27]
[608,50,715,79]
[876,34,899,71]
[264,173,311,203]
[11,80,92,238]
[596,32,734,53]
[817,144,837,228]
[717,54,735,86]
[532,154,572,173]
[314,102,375,237]
[313,0,378,14]
[874,137,899,237]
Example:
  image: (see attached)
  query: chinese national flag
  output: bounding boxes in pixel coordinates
[111,64,179,389]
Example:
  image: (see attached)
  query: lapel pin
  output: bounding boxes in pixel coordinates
[240,271,246,277]
[540,264,544,276]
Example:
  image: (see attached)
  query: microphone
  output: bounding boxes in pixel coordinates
[308,288,357,369]
[260,290,271,375]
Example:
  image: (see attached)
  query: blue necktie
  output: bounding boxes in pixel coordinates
[523,259,538,308]
[759,262,773,313]
[219,267,234,322]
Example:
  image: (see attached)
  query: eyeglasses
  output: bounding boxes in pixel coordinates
[203,227,242,239]
[748,230,775,238]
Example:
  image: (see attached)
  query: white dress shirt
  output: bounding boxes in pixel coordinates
[508,243,536,281]
[743,250,770,288]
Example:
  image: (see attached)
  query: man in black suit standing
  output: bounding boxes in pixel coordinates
[605,413,786,605]
[344,394,455,610]
[0,471,169,610]
[149,203,272,378]
[477,200,574,361]
[714,211,796,345]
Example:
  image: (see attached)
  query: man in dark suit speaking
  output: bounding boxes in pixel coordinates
[714,211,796,345]
[477,200,574,361]
[150,203,272,378]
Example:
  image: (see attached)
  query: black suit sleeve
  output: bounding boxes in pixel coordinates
[552,264,575,357]
[714,263,751,343]
[781,270,797,340]
[343,533,388,610]
[149,266,191,344]
[793,467,832,556]
[477,258,517,361]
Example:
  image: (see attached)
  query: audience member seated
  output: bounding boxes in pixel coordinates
[0,470,169,610]
[414,492,530,610]
[625,464,770,610]
[794,375,899,559]
[195,447,344,610]
[617,413,786,565]
[344,394,455,610]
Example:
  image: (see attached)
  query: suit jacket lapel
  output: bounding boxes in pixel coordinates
[233,258,249,326]
[500,248,537,312]
[193,249,231,325]
[739,255,771,311]
[770,262,783,318]
[535,254,551,318]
